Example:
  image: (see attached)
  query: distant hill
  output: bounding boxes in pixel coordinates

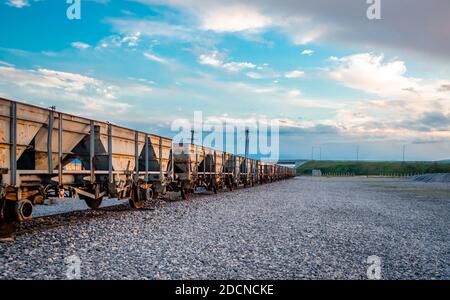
[297,160,450,175]
[437,159,450,163]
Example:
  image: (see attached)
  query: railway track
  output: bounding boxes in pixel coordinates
[0,98,296,239]
[2,200,162,239]
[1,184,260,239]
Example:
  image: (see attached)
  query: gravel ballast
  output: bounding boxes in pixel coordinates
[0,177,449,279]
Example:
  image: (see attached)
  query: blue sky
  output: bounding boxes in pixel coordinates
[0,0,449,161]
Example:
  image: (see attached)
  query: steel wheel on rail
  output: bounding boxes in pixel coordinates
[81,196,103,209]
[15,199,33,222]
[181,188,189,200]
[129,187,145,209]
[78,184,104,209]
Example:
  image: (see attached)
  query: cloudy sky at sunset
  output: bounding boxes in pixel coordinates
[0,0,449,160]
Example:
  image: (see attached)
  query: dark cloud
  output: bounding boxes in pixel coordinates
[439,84,450,92]
[279,124,340,135]
[418,112,450,129]
[396,112,450,132]
[256,0,450,60]
[140,0,450,60]
[411,139,442,145]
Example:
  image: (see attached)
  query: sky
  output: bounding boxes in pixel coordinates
[0,0,449,161]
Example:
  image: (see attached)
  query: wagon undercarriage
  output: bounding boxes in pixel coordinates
[0,98,296,235]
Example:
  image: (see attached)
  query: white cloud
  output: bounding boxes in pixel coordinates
[301,49,314,56]
[0,67,101,92]
[71,42,91,50]
[0,66,153,115]
[287,89,301,97]
[121,32,141,46]
[198,51,223,67]
[107,18,194,42]
[328,53,450,138]
[222,61,256,72]
[6,0,29,8]
[0,61,15,67]
[246,67,280,79]
[97,32,141,48]
[329,53,415,98]
[197,51,255,72]
[143,52,169,64]
[200,4,271,32]
[285,70,305,78]
[132,0,450,62]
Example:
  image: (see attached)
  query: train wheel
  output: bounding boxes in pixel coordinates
[15,199,33,222]
[0,198,6,225]
[142,188,153,201]
[129,198,144,209]
[129,188,144,209]
[84,197,103,209]
[32,194,45,205]
[181,188,189,200]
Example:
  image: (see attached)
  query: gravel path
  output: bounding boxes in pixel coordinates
[0,177,449,279]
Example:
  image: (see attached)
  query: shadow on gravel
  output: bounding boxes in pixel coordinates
[14,202,159,238]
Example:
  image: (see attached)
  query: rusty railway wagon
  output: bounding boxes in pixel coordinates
[0,98,295,229]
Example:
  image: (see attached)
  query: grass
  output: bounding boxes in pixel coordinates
[297,160,450,176]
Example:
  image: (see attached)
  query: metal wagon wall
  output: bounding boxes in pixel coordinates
[0,98,296,230]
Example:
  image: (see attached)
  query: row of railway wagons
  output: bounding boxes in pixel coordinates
[0,98,295,227]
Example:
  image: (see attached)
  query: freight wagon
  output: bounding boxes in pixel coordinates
[0,98,296,232]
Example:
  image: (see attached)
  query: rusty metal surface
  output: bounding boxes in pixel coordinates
[0,97,296,227]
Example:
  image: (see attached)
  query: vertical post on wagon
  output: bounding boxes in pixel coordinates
[58,112,63,186]
[47,107,54,175]
[108,123,113,183]
[10,102,17,186]
[89,120,95,184]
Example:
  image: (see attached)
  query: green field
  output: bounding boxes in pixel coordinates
[297,161,450,176]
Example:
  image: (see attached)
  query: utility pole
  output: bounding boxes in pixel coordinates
[356,145,359,162]
[190,129,195,145]
[402,145,406,162]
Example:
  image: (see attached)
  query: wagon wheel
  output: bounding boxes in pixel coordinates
[228,181,233,191]
[78,184,104,209]
[32,194,45,205]
[0,199,17,238]
[0,199,4,224]
[181,188,189,200]
[86,198,103,209]
[15,199,33,222]
[129,187,145,209]
[80,195,103,209]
